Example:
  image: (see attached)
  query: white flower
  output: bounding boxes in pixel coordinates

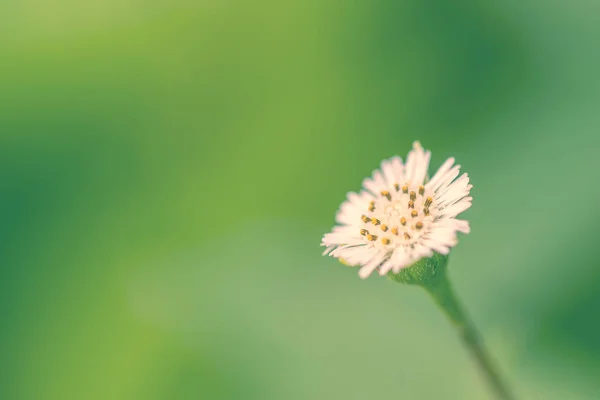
[322,141,472,279]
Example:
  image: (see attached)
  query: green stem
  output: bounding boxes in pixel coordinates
[424,274,516,400]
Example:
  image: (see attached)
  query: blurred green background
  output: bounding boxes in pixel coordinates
[1,1,600,399]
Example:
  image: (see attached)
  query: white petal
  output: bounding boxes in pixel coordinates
[381,157,399,188]
[332,246,377,268]
[439,197,472,217]
[378,247,405,275]
[358,252,387,279]
[329,242,368,256]
[322,230,362,246]
[426,157,455,190]
[404,142,425,183]
[413,150,431,185]
[433,218,470,234]
[435,173,470,204]
[424,232,458,248]
[390,157,404,184]
[378,262,394,275]
[363,170,387,196]
[390,248,413,274]
[322,245,335,255]
[422,239,451,255]
[433,165,461,193]
[336,191,374,225]
[454,219,470,233]
[414,244,434,259]
[391,260,409,274]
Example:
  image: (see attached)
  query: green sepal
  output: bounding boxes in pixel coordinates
[387,253,448,286]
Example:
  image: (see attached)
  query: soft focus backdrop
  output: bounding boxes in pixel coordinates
[2,1,600,399]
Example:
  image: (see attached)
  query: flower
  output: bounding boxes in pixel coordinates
[322,141,472,279]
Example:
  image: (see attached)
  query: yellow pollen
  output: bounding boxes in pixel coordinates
[367,234,378,241]
[372,218,381,226]
[411,210,418,218]
[360,229,368,236]
[409,191,416,201]
[400,217,407,226]
[425,197,433,207]
[404,232,411,240]
[418,186,425,195]
[362,215,371,223]
[339,258,351,266]
[368,203,375,212]
[381,190,391,201]
[408,200,415,209]
[380,224,388,232]
[402,185,409,194]
[423,208,430,216]
[391,227,399,235]
[381,238,391,245]
[394,183,400,191]
[416,222,423,230]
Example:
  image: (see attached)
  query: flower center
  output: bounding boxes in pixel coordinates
[359,183,436,249]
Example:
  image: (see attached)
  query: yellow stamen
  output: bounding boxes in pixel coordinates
[409,191,416,201]
[391,227,399,235]
[400,217,407,226]
[408,200,415,209]
[404,232,411,240]
[372,218,381,226]
[411,210,418,218]
[381,238,391,245]
[425,197,433,207]
[418,186,425,195]
[416,222,423,230]
[362,215,371,223]
[367,234,378,241]
[381,190,391,201]
[380,224,388,232]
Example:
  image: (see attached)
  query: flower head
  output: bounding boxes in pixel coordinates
[322,142,472,279]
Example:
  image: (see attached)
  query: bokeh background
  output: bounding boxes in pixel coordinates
[1,1,600,399]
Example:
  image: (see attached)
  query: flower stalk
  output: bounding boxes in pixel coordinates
[389,256,516,400]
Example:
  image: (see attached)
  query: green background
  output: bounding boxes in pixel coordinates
[1,1,600,399]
